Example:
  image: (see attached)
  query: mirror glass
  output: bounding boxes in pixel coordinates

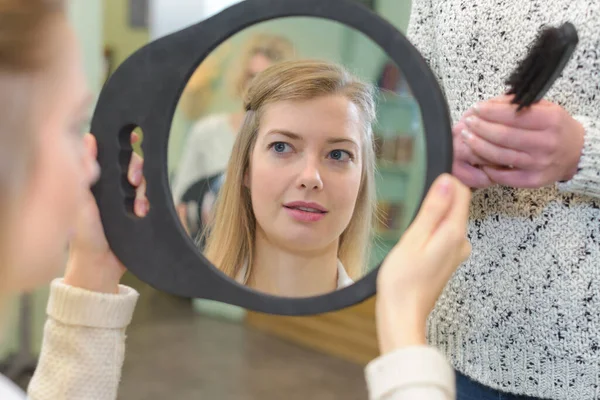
[166,17,426,298]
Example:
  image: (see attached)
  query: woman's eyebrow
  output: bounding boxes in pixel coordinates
[326,137,358,147]
[266,129,302,140]
[266,129,359,147]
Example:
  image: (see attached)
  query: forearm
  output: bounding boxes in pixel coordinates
[27,279,138,400]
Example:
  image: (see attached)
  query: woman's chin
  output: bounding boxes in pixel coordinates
[277,233,338,255]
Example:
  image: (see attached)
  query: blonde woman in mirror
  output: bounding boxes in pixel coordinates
[171,33,295,233]
[202,60,378,297]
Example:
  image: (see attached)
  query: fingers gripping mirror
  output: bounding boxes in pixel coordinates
[90,0,452,316]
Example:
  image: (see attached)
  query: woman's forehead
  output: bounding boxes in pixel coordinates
[258,96,363,144]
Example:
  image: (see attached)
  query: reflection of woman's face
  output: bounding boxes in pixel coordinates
[246,95,363,254]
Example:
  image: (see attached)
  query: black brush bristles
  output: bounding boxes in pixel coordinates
[505,22,579,111]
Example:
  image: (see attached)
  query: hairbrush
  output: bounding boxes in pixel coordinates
[505,21,579,111]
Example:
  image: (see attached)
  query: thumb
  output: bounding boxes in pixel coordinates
[83,134,100,185]
[83,133,98,159]
[402,174,454,248]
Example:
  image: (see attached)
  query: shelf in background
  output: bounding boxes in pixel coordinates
[376,161,412,175]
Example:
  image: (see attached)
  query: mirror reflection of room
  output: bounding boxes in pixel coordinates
[167,18,426,298]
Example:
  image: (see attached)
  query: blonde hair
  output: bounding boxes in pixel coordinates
[228,33,295,99]
[203,60,377,282]
[0,0,65,295]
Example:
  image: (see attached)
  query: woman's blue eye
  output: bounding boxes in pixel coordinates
[329,150,351,162]
[272,142,290,153]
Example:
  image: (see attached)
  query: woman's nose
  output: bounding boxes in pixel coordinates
[297,157,323,190]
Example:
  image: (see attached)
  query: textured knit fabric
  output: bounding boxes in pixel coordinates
[171,113,237,203]
[407,1,600,399]
[365,346,455,400]
[14,278,139,400]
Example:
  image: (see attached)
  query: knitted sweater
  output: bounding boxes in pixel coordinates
[1,279,139,399]
[407,1,600,399]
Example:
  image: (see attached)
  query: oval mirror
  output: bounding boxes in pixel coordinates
[90,0,452,315]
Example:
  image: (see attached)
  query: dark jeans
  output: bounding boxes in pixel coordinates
[456,370,547,400]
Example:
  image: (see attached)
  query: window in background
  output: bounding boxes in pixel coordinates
[149,0,242,40]
[201,0,244,20]
[129,0,149,29]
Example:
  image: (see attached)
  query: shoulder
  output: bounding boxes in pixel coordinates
[236,259,249,285]
[184,113,233,149]
[0,375,25,400]
[336,260,355,289]
[189,113,231,137]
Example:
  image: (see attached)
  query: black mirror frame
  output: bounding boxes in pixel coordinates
[90,0,452,316]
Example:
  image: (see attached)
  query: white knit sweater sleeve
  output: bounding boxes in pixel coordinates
[557,115,600,198]
[364,346,455,400]
[26,278,139,400]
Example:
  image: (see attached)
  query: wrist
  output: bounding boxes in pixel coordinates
[64,252,123,294]
[376,296,428,354]
[561,163,580,183]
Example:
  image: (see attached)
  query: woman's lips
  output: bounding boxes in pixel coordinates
[284,206,327,222]
[283,201,328,222]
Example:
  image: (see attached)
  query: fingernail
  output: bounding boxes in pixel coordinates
[135,200,147,217]
[461,129,473,142]
[132,169,141,185]
[438,175,451,195]
[473,103,481,113]
[465,116,477,126]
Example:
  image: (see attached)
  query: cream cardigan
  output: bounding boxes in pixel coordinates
[0,279,455,399]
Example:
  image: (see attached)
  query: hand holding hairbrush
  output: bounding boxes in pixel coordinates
[453,21,585,189]
[505,22,579,111]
